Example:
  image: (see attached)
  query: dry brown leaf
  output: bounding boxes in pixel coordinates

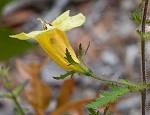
[16,57,51,114]
[16,57,49,80]
[51,99,92,115]
[56,78,75,109]
[24,77,51,110]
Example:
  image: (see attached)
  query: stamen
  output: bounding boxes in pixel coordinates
[37,18,51,30]
[44,21,52,26]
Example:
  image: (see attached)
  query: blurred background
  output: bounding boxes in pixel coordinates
[0,0,149,115]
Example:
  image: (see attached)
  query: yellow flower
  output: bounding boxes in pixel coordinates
[10,10,85,70]
[36,29,80,70]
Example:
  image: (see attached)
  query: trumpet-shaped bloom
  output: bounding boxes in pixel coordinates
[36,29,80,70]
[10,10,85,70]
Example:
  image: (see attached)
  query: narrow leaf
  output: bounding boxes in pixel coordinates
[83,41,90,58]
[53,71,75,80]
[137,30,143,37]
[2,92,12,98]
[103,105,110,115]
[130,2,144,24]
[0,67,9,79]
[13,81,28,96]
[65,49,78,65]
[87,108,99,115]
[14,107,24,115]
[78,44,84,61]
[78,42,90,61]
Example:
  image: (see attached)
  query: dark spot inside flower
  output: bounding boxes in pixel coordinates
[49,36,55,44]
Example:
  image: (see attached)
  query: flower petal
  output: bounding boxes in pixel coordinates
[9,31,43,40]
[52,10,85,31]
[35,29,80,70]
[52,10,70,26]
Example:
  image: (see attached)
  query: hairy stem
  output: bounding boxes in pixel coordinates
[88,73,137,88]
[141,0,149,115]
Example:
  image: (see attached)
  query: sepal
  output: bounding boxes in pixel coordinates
[53,71,75,80]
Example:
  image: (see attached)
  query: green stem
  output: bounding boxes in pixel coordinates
[88,72,136,88]
[3,76,25,115]
[78,63,145,88]
[141,0,149,115]
[77,64,130,86]
[11,92,25,115]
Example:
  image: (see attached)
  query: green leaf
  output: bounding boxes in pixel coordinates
[103,105,110,115]
[119,79,148,91]
[65,48,92,76]
[130,1,150,25]
[78,44,84,61]
[118,79,136,86]
[85,84,129,108]
[14,107,25,115]
[78,42,90,61]
[0,67,12,89]
[146,19,150,25]
[14,107,28,115]
[87,108,99,115]
[5,82,12,89]
[137,30,150,39]
[53,71,75,80]
[137,30,143,37]
[65,48,78,66]
[142,32,150,39]
[130,2,144,24]
[0,67,9,79]
[13,81,28,96]
[2,92,12,98]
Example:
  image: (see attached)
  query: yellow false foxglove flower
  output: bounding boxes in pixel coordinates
[10,10,85,70]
